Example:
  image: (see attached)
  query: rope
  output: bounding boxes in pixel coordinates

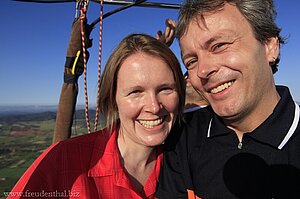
[93,0,104,131]
[79,0,103,133]
[80,1,91,133]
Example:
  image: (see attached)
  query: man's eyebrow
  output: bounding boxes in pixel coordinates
[203,35,222,49]
[181,35,223,60]
[182,52,195,61]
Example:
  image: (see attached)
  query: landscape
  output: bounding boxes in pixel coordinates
[1,102,299,198]
[0,106,99,198]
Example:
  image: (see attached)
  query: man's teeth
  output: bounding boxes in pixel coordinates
[210,81,233,94]
[139,118,164,128]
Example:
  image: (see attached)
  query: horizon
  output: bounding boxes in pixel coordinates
[1,100,300,114]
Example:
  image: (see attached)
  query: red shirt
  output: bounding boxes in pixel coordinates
[8,129,163,199]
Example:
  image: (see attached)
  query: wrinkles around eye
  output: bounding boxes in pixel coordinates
[185,59,197,69]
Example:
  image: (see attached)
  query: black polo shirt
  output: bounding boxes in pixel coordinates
[157,86,300,199]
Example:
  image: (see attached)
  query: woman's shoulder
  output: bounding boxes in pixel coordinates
[47,128,113,157]
[59,128,111,145]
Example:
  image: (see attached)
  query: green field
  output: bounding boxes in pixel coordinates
[0,110,102,198]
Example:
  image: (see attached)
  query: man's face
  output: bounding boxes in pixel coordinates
[180,3,279,123]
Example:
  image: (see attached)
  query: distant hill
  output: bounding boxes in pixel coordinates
[0,105,94,115]
[0,106,97,125]
[0,105,58,116]
[0,111,56,124]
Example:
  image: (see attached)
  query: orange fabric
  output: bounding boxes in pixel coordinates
[187,189,202,199]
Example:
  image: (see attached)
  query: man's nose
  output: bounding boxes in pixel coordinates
[196,54,218,79]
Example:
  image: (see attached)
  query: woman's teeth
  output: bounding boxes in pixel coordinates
[139,118,164,128]
[210,81,233,94]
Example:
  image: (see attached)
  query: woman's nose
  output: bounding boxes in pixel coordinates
[145,94,161,114]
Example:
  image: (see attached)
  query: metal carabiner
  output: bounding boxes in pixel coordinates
[80,0,89,14]
[75,0,89,18]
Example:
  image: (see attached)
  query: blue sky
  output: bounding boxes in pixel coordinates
[1,0,299,106]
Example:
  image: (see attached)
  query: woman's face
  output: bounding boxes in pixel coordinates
[116,52,179,147]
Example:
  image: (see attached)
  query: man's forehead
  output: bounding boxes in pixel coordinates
[179,4,247,43]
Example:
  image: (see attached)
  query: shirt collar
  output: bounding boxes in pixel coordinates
[88,129,121,177]
[208,86,300,149]
[87,128,163,196]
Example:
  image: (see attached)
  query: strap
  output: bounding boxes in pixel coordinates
[65,50,89,76]
[64,73,78,84]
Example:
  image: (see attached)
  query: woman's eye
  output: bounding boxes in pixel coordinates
[160,87,174,94]
[128,90,141,96]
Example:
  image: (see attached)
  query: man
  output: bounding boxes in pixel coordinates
[157,0,300,198]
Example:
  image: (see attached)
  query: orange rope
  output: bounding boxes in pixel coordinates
[79,0,104,133]
[77,0,104,133]
[93,0,104,131]
[80,3,91,134]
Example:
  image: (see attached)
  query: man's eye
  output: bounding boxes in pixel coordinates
[212,42,229,52]
[185,59,197,69]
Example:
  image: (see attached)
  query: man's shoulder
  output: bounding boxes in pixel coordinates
[184,106,214,130]
[164,107,214,152]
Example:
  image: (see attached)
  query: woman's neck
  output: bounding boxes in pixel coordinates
[117,129,157,192]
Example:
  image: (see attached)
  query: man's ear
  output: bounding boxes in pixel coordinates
[265,37,279,62]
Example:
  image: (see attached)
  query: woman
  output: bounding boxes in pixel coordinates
[8,33,185,199]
